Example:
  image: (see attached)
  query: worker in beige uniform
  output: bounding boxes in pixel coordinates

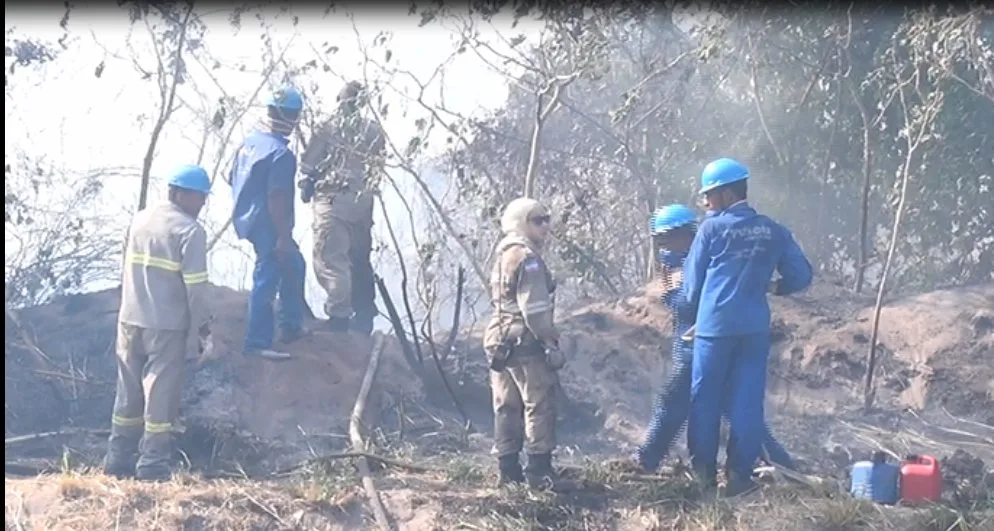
[483,197,571,490]
[103,164,212,481]
[298,80,385,335]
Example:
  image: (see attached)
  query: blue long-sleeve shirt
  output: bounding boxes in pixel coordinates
[229,131,297,240]
[683,201,812,337]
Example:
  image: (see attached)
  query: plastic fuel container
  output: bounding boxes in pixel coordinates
[850,451,900,505]
[900,454,942,504]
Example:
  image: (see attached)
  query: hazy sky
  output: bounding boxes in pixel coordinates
[6,5,544,326]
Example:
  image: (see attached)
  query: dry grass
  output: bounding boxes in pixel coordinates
[428,456,994,531]
[4,464,367,530]
[5,451,993,530]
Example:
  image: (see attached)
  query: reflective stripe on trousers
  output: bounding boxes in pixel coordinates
[107,322,186,472]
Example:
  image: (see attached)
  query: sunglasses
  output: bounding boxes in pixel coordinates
[530,215,551,225]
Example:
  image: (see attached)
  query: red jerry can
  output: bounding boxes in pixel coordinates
[900,454,942,503]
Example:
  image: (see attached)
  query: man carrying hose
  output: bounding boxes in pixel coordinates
[683,158,813,496]
[103,164,212,481]
[634,203,794,474]
[483,197,571,490]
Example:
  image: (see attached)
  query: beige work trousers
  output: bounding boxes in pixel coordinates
[313,211,374,321]
[490,355,559,456]
[108,323,186,470]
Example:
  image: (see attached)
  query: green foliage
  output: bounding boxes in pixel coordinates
[436,4,994,296]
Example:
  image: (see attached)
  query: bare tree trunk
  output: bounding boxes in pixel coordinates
[863,85,943,411]
[863,161,909,411]
[378,194,424,364]
[349,332,391,530]
[848,79,873,294]
[137,6,193,211]
[523,83,566,198]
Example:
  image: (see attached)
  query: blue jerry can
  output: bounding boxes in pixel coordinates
[850,451,900,504]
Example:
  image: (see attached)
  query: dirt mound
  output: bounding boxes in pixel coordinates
[510,280,994,478]
[771,283,994,415]
[4,285,419,471]
[6,279,994,530]
[9,280,991,454]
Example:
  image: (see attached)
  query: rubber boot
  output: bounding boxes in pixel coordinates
[135,434,174,482]
[497,453,525,486]
[525,453,573,491]
[102,434,140,479]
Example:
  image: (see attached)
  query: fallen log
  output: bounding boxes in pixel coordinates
[349,331,392,531]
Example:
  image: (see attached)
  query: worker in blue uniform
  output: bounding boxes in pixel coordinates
[635,204,794,474]
[229,86,309,361]
[683,158,813,495]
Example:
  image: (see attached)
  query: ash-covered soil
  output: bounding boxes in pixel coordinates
[5,280,993,529]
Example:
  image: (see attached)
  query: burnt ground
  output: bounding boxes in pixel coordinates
[4,280,993,530]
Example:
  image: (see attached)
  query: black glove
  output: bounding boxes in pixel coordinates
[298,176,316,204]
[545,344,566,370]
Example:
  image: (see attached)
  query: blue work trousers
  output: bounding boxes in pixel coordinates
[244,224,306,351]
[638,341,792,472]
[688,333,771,482]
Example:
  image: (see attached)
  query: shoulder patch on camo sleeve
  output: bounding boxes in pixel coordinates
[522,256,542,273]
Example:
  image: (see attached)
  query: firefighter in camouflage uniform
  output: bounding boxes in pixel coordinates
[298,81,385,335]
[483,197,572,491]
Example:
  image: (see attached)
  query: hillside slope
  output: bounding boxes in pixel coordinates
[5,281,993,529]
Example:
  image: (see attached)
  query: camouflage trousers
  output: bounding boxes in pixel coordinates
[312,208,376,329]
[107,323,186,476]
[490,354,559,457]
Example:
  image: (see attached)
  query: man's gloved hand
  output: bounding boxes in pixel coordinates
[544,339,567,371]
[198,332,214,360]
[298,176,316,204]
[188,320,213,362]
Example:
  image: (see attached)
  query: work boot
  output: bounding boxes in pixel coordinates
[102,436,139,479]
[628,450,657,474]
[243,347,292,361]
[328,316,351,333]
[350,314,375,337]
[135,435,174,482]
[692,464,719,497]
[525,453,574,491]
[497,453,525,486]
[723,469,760,498]
[278,326,312,345]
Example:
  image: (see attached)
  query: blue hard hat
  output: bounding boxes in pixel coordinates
[651,204,698,235]
[167,164,211,195]
[699,158,749,195]
[263,85,303,112]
